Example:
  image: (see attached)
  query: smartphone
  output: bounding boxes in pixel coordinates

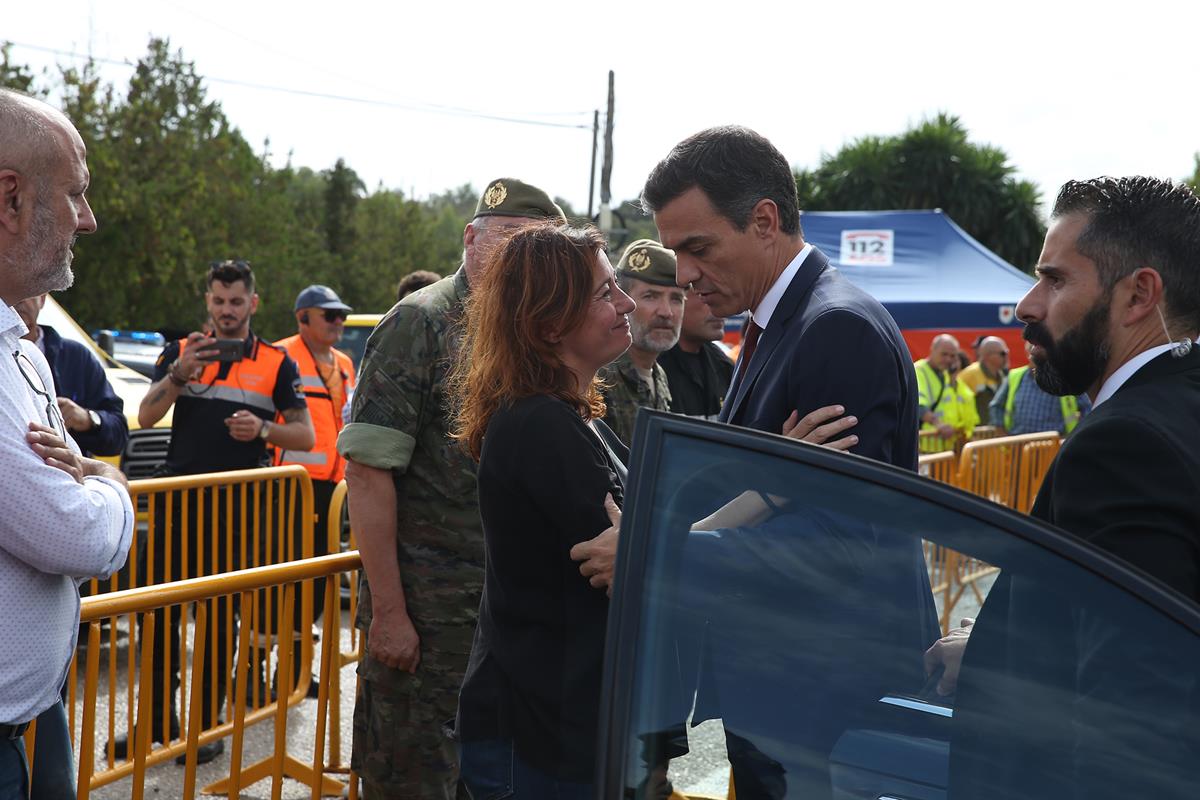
[197,338,244,362]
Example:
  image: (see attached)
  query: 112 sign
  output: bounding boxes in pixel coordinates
[840,230,895,266]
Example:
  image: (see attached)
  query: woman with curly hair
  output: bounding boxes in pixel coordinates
[448,222,634,798]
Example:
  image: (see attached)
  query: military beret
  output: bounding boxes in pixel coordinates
[616,239,678,288]
[474,177,566,223]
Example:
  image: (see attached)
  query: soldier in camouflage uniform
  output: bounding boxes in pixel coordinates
[600,239,684,446]
[337,178,565,800]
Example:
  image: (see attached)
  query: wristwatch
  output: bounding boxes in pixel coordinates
[258,419,271,441]
[88,410,102,429]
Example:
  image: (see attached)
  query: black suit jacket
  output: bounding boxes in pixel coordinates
[720,247,920,470]
[950,348,1200,800]
[1031,347,1200,594]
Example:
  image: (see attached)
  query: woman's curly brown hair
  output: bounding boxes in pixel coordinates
[449,223,609,461]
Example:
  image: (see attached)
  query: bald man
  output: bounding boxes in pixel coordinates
[0,88,132,797]
[959,336,1009,424]
[914,334,960,448]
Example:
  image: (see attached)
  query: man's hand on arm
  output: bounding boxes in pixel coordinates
[345,459,421,673]
[570,493,621,595]
[781,404,858,450]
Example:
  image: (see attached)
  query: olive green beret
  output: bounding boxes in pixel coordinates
[616,239,678,288]
[474,177,566,222]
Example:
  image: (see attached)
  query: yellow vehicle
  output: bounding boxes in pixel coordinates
[339,312,383,368]
[38,296,172,476]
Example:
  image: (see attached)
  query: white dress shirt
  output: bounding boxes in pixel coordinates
[0,304,133,725]
[752,243,813,329]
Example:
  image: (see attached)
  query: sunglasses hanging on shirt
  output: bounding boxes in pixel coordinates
[12,351,67,438]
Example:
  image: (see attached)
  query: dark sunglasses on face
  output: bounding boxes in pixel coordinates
[321,310,348,323]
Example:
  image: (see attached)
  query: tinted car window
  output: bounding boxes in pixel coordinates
[603,416,1200,800]
[338,324,373,369]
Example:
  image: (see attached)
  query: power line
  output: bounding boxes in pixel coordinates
[4,40,594,130]
[159,3,593,120]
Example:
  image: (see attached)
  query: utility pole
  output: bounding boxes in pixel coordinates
[587,110,599,219]
[599,70,614,236]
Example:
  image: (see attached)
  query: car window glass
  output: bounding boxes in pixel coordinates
[614,429,1200,800]
[338,325,372,369]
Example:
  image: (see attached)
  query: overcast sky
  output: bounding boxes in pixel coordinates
[7,1,1199,218]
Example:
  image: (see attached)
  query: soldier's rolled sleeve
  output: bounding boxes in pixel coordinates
[339,423,416,471]
[336,305,435,474]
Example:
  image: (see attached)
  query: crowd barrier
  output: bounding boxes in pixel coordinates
[46,466,330,798]
[85,465,316,598]
[918,423,1006,456]
[955,431,1061,507]
[917,450,958,486]
[49,552,362,800]
[1012,435,1063,514]
[918,431,1063,632]
[318,480,362,793]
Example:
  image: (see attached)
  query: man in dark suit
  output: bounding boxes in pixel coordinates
[642,125,920,469]
[930,176,1200,800]
[638,125,937,799]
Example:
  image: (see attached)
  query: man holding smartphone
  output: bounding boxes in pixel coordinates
[120,259,314,764]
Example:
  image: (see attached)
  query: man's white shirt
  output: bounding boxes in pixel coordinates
[751,243,813,329]
[0,303,133,725]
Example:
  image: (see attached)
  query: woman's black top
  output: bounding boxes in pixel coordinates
[457,394,626,781]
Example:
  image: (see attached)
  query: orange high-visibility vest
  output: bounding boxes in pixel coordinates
[177,335,289,419]
[273,334,356,482]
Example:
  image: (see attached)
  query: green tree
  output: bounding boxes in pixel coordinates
[1186,154,1200,191]
[55,38,278,332]
[322,158,364,256]
[0,43,45,95]
[795,113,1046,271]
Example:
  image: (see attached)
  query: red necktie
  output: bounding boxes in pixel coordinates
[734,321,763,387]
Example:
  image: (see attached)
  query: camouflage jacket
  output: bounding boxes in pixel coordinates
[599,352,672,447]
[337,268,482,670]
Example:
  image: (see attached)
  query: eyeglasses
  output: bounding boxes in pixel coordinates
[321,309,348,323]
[12,351,66,438]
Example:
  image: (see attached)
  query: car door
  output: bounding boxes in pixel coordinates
[598,411,1200,800]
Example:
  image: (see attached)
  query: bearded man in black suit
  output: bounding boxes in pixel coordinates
[932,176,1200,800]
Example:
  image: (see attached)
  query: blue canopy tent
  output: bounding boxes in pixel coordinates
[798,209,1036,361]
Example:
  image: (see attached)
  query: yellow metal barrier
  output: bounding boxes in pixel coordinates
[921,432,1062,632]
[86,465,316,597]
[1014,436,1063,514]
[918,450,958,487]
[970,425,1004,441]
[955,431,1060,507]
[317,480,362,791]
[918,429,958,454]
[72,552,360,799]
[62,466,333,798]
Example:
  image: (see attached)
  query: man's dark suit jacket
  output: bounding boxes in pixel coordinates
[40,324,129,457]
[706,246,936,797]
[720,247,920,470]
[951,348,1200,800]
